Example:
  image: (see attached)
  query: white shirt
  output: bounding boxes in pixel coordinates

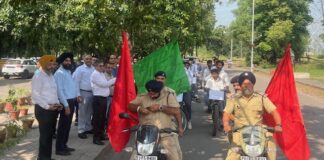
[90,70,116,97]
[219,69,230,87]
[32,70,60,110]
[72,64,95,96]
[209,67,230,87]
[185,67,193,85]
[203,67,211,81]
[205,77,226,91]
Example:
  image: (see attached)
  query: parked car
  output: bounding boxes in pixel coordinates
[1,59,37,79]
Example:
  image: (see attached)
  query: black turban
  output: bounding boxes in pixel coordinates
[145,80,164,93]
[238,72,256,85]
[230,75,240,84]
[154,71,167,78]
[56,52,74,64]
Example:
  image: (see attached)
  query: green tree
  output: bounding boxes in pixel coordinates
[230,0,312,64]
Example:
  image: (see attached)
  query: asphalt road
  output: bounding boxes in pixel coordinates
[96,68,324,160]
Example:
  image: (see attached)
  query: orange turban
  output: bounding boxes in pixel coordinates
[39,55,56,68]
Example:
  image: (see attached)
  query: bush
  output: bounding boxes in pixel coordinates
[317,54,324,59]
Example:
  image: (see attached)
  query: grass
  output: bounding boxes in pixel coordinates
[294,63,324,78]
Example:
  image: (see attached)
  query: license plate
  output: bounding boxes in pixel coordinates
[240,156,267,160]
[137,155,158,160]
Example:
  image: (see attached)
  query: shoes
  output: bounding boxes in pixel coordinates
[100,135,108,141]
[188,121,192,130]
[64,147,75,152]
[78,133,87,139]
[55,150,71,156]
[84,130,94,134]
[93,139,104,145]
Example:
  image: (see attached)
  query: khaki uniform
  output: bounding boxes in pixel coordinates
[224,92,277,160]
[130,89,182,160]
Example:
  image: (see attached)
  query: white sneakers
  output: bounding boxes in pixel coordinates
[188,121,192,130]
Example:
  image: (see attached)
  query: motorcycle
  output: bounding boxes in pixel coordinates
[228,125,275,160]
[119,112,178,160]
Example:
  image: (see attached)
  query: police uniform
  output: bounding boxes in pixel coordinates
[130,89,182,160]
[224,92,277,160]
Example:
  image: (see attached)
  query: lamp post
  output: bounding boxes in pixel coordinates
[250,0,255,72]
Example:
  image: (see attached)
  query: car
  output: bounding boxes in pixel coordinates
[1,59,37,79]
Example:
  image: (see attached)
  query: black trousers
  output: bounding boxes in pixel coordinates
[92,96,107,140]
[183,92,192,121]
[35,105,58,160]
[56,98,76,151]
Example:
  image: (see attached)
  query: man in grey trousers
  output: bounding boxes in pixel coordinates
[73,54,95,139]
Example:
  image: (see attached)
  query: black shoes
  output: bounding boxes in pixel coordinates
[55,150,71,156]
[93,139,104,145]
[64,147,75,152]
[78,133,87,139]
[100,135,108,141]
[84,130,94,134]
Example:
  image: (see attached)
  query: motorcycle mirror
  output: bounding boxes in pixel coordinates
[119,112,130,119]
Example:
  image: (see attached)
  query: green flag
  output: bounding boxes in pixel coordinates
[133,41,191,94]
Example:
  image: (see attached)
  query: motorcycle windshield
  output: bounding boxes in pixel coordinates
[136,125,159,144]
[241,126,264,146]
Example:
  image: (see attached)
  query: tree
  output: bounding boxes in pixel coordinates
[0,0,217,59]
[229,0,312,64]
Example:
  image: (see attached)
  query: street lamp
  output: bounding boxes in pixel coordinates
[250,0,255,72]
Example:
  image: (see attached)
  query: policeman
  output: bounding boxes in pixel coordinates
[128,80,183,160]
[223,71,282,160]
[154,71,176,94]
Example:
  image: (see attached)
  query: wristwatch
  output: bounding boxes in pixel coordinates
[159,105,164,111]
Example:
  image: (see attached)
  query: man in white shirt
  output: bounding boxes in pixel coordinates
[205,69,226,113]
[104,62,115,131]
[72,54,95,139]
[215,60,230,91]
[91,60,116,145]
[183,61,193,129]
[188,58,200,101]
[32,55,63,160]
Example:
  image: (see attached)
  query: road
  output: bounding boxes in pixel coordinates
[97,68,324,160]
[1,68,323,160]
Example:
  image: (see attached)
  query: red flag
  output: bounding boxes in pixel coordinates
[108,32,138,152]
[263,44,310,160]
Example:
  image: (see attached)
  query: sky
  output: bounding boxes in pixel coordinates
[214,1,324,54]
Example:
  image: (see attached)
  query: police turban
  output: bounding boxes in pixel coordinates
[154,71,167,78]
[145,80,164,93]
[238,72,256,85]
[39,55,56,68]
[56,52,74,64]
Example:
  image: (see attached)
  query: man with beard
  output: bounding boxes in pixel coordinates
[32,55,63,160]
[223,72,282,160]
[128,80,183,160]
[54,52,77,156]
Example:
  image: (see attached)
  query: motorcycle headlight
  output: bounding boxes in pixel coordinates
[243,144,263,157]
[137,142,155,156]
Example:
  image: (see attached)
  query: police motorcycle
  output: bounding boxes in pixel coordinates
[119,112,178,160]
[228,125,275,160]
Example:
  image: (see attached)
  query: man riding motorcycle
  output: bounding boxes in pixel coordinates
[223,72,283,160]
[128,80,183,160]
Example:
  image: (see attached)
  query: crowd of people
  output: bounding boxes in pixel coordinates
[32,53,119,160]
[31,53,283,160]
